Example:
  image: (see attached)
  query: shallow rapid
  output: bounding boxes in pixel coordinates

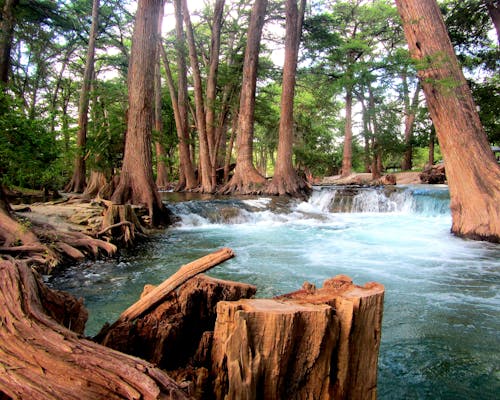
[49,185,499,399]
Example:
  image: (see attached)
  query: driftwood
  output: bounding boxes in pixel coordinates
[211,275,385,400]
[0,260,188,400]
[119,248,235,321]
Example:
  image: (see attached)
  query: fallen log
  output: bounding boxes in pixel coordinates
[0,260,189,399]
[119,248,235,321]
[211,275,385,400]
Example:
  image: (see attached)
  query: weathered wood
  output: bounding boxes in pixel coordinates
[118,247,235,321]
[0,260,189,400]
[211,275,384,400]
[97,275,256,369]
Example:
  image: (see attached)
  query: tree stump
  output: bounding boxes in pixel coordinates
[96,275,257,371]
[0,260,189,399]
[211,275,384,400]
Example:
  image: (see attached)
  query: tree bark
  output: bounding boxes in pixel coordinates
[395,0,500,242]
[66,0,100,193]
[119,248,234,321]
[83,170,107,198]
[154,3,170,190]
[401,74,421,171]
[111,0,173,227]
[220,0,268,194]
[211,275,384,400]
[172,0,197,191]
[206,0,225,188]
[96,275,256,372]
[0,260,188,400]
[0,0,18,84]
[182,0,214,193]
[485,0,500,45]
[341,84,354,177]
[265,0,309,197]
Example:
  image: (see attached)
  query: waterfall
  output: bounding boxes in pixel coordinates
[165,185,451,227]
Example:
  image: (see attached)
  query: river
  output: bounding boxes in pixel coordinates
[49,185,500,399]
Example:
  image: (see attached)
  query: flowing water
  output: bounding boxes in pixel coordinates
[49,185,500,399]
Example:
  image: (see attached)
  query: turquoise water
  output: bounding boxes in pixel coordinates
[49,185,500,399]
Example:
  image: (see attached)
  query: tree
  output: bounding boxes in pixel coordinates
[66,0,100,193]
[172,0,197,190]
[111,0,172,227]
[485,0,500,44]
[265,0,309,196]
[0,0,18,84]
[154,3,170,189]
[395,0,500,242]
[182,0,214,193]
[221,0,268,194]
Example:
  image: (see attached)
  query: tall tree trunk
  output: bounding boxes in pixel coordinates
[0,0,18,84]
[341,84,353,177]
[368,87,382,180]
[154,4,170,190]
[428,124,435,165]
[172,0,197,191]
[221,0,268,194]
[206,0,225,188]
[66,0,100,193]
[485,0,500,45]
[396,0,500,242]
[265,0,309,196]
[223,111,238,183]
[182,0,214,193]
[111,0,172,227]
[401,74,421,171]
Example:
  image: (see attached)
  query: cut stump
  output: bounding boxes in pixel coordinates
[211,275,385,400]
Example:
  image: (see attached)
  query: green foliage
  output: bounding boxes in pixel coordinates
[0,92,64,189]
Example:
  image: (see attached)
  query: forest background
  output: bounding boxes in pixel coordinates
[0,0,498,197]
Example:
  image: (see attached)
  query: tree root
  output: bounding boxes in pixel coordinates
[0,260,189,399]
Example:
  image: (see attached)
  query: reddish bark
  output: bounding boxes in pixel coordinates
[111,0,172,227]
[182,0,214,193]
[66,0,100,193]
[341,85,353,177]
[396,0,500,242]
[154,5,170,190]
[0,260,188,400]
[172,0,197,191]
[265,0,309,197]
[221,0,268,194]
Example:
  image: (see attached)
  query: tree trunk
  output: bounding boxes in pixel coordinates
[485,0,500,45]
[83,170,107,198]
[220,0,268,194]
[341,84,353,177]
[182,0,214,193]
[265,0,309,197]
[428,124,435,165]
[396,0,500,242]
[111,0,173,227]
[0,0,18,84]
[206,0,225,188]
[402,74,421,171]
[66,0,100,193]
[211,275,384,400]
[0,260,188,400]
[154,3,170,190]
[172,0,197,191]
